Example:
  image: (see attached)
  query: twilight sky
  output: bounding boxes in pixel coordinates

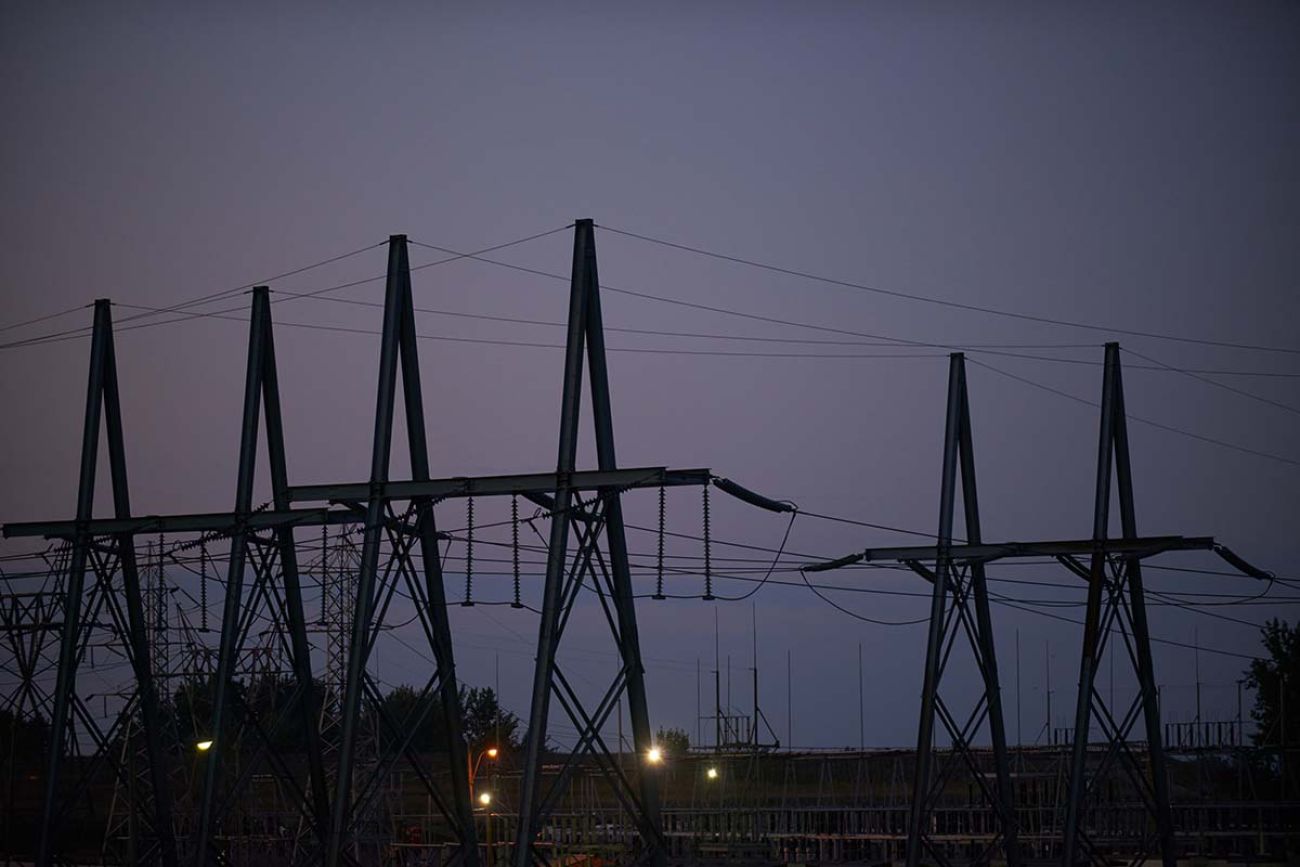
[1,3,1298,750]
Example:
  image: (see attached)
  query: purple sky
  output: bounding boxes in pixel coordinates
[2,3,1298,749]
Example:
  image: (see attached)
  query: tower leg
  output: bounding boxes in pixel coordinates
[906,353,964,867]
[584,223,664,865]
[514,221,591,867]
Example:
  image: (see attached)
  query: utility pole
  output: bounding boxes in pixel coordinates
[715,609,722,750]
[858,642,865,751]
[752,604,759,749]
[787,649,793,750]
[1045,640,1052,745]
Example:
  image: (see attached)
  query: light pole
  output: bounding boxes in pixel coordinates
[478,791,494,867]
[467,746,498,802]
[468,747,498,864]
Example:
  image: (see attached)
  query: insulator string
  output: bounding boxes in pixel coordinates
[512,495,522,608]
[199,541,209,632]
[703,484,714,600]
[654,486,666,600]
[463,495,475,606]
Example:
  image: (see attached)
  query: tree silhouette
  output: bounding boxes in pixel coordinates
[1245,619,1300,748]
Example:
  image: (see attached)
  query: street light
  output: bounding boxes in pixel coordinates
[468,746,499,804]
[468,747,500,867]
[196,740,213,752]
[646,746,663,764]
[706,766,718,780]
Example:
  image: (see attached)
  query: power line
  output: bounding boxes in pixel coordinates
[407,237,1300,385]
[1,531,1272,664]
[989,598,1259,661]
[967,357,1300,468]
[283,290,1115,351]
[1121,346,1300,417]
[0,226,570,352]
[0,240,387,350]
[597,224,1300,356]
[0,303,90,334]
[106,304,952,361]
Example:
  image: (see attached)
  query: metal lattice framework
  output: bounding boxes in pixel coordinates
[4,221,708,867]
[1,221,1279,867]
[803,344,1270,867]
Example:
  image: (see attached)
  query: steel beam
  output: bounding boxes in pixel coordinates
[5,469,710,540]
[850,536,1213,566]
[4,508,343,539]
[288,466,709,503]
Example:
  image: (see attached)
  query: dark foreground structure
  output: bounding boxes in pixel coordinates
[3,740,1297,865]
[0,221,1292,866]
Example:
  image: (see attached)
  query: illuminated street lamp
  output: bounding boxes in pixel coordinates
[196,740,213,752]
[646,746,663,764]
[706,767,719,780]
[468,747,500,867]
[468,746,499,804]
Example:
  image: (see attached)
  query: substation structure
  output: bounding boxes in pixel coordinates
[0,219,1293,867]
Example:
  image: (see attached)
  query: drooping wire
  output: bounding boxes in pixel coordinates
[462,495,475,607]
[653,486,666,600]
[712,508,799,602]
[511,495,522,609]
[702,484,714,600]
[797,566,930,626]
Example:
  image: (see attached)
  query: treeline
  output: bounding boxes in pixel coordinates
[0,678,520,759]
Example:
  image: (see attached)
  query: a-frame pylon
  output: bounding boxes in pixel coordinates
[195,286,332,864]
[1061,342,1174,867]
[324,235,479,867]
[906,352,1018,867]
[513,219,666,867]
[38,300,179,867]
